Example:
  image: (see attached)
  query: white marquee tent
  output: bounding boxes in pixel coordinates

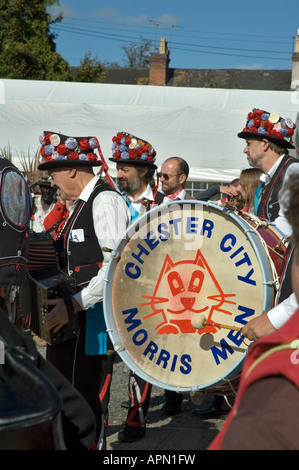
[0,78,298,183]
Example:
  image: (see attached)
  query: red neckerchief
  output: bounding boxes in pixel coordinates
[167,189,183,200]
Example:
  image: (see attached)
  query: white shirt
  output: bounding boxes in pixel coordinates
[267,159,299,328]
[124,184,154,216]
[32,196,55,232]
[163,188,187,203]
[70,175,130,310]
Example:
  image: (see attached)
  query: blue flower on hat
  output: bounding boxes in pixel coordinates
[248,119,254,129]
[44,144,54,156]
[258,127,267,134]
[141,153,149,160]
[89,138,99,149]
[65,137,78,150]
[261,113,270,120]
[79,153,88,160]
[121,151,129,159]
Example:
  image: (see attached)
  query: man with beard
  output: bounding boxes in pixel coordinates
[237,108,297,222]
[109,131,163,442]
[237,109,299,341]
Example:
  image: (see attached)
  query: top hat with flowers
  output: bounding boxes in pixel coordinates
[110,132,157,169]
[238,108,296,150]
[38,131,103,171]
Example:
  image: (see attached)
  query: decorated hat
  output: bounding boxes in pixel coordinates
[38,131,103,171]
[238,109,296,149]
[110,132,157,169]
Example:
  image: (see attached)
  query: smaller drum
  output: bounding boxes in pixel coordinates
[103,201,287,395]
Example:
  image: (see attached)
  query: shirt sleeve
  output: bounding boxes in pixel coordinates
[267,292,298,329]
[274,162,299,238]
[73,191,130,310]
[194,185,220,201]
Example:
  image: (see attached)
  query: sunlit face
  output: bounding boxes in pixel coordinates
[159,160,185,196]
[116,163,142,194]
[48,168,74,201]
[243,139,264,169]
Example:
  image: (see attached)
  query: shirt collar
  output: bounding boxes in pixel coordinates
[260,155,285,185]
[124,184,154,203]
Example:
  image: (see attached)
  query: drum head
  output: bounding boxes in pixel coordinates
[104,201,276,392]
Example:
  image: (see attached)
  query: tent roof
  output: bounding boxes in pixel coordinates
[0,79,298,182]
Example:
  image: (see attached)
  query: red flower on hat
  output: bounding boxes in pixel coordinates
[45,156,53,162]
[69,152,79,160]
[129,149,138,159]
[87,153,97,162]
[44,133,52,145]
[253,109,265,116]
[114,150,121,159]
[57,144,68,155]
[40,147,46,157]
[125,137,131,146]
[253,117,261,127]
[263,120,273,131]
[80,139,90,151]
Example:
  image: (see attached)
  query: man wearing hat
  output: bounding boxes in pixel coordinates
[37,131,130,449]
[31,176,57,232]
[109,131,163,442]
[238,109,299,341]
[237,108,297,222]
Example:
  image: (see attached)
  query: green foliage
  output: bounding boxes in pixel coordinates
[72,51,107,83]
[0,0,70,80]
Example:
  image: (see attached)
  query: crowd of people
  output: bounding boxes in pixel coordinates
[1,106,299,450]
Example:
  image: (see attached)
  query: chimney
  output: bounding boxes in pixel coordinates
[291,29,299,90]
[149,38,170,86]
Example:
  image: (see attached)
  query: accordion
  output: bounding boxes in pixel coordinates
[20,232,78,345]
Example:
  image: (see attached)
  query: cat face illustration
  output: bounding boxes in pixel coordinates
[141,250,235,334]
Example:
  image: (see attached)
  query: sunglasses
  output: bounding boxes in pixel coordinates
[157,172,183,181]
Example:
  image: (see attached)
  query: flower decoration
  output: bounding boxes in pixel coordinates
[39,132,100,164]
[242,108,296,146]
[111,132,156,165]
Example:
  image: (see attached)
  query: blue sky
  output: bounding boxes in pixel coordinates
[50,0,299,70]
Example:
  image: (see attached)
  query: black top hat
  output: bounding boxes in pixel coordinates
[110,132,157,169]
[38,131,103,171]
[237,109,296,150]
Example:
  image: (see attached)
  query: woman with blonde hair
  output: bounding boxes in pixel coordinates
[240,167,263,212]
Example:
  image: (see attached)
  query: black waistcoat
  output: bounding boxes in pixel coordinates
[55,179,113,290]
[257,155,297,222]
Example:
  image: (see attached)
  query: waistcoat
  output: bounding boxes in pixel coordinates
[257,155,296,222]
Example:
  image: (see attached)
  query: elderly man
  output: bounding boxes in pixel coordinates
[37,131,130,449]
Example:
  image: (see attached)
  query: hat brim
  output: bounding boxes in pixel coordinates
[237,131,295,150]
[38,159,102,171]
[109,158,157,170]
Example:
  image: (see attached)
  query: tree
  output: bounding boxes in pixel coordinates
[72,51,107,83]
[121,37,153,68]
[0,0,70,80]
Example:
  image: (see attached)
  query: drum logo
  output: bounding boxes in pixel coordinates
[141,249,236,336]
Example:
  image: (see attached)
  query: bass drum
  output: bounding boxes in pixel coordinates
[103,201,286,395]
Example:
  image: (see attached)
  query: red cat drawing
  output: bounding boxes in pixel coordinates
[141,249,236,334]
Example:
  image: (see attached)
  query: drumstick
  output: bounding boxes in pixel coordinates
[191,313,242,332]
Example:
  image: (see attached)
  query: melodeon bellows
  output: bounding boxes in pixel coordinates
[20,232,78,345]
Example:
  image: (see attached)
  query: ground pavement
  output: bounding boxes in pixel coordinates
[106,356,228,451]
